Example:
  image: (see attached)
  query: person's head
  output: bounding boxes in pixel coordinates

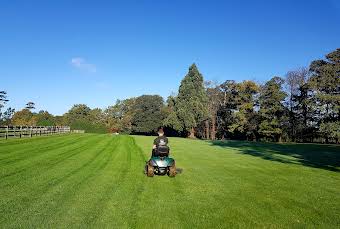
[158,128,164,136]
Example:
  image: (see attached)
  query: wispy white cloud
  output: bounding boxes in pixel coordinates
[70,57,96,73]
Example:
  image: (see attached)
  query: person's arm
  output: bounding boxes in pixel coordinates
[153,138,157,149]
[166,137,170,154]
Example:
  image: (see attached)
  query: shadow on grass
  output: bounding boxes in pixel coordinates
[210,140,340,172]
[176,168,183,174]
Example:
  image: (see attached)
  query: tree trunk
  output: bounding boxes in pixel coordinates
[188,127,195,138]
[205,120,210,140]
[211,115,216,140]
[289,96,295,142]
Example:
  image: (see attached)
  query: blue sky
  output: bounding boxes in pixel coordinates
[1,0,339,115]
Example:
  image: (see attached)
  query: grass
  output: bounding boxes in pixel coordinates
[0,134,339,228]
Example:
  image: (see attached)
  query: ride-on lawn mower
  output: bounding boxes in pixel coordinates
[145,145,176,177]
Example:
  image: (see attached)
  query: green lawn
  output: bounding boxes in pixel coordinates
[0,134,339,228]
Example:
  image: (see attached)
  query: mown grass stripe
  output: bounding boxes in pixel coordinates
[0,134,109,225]
[26,136,121,227]
[0,134,339,228]
[0,134,103,182]
[0,134,89,163]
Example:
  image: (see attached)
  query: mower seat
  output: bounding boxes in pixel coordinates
[155,145,170,157]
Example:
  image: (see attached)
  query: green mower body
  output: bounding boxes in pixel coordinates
[145,146,176,177]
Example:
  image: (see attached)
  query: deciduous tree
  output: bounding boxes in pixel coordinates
[285,68,310,141]
[36,110,56,126]
[12,109,37,126]
[131,95,165,134]
[205,81,223,140]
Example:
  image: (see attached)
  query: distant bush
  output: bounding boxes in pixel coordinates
[70,120,107,134]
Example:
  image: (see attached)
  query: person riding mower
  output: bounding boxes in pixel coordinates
[145,128,176,177]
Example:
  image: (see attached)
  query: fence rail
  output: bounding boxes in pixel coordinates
[0,126,71,139]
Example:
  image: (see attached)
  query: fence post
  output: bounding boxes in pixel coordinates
[1,125,70,139]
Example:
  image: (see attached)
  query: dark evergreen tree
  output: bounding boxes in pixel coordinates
[229,81,259,141]
[168,64,208,137]
[292,82,315,142]
[216,80,239,139]
[1,107,15,125]
[309,48,340,143]
[258,77,287,142]
[25,101,35,110]
[163,95,182,134]
[0,91,9,122]
[0,91,9,107]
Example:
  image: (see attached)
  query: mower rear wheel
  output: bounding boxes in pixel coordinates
[168,163,176,177]
[147,164,154,177]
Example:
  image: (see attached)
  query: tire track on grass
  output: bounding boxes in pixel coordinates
[40,136,113,189]
[37,136,122,227]
[81,136,146,227]
[127,137,148,229]
[133,136,187,226]
[79,136,139,227]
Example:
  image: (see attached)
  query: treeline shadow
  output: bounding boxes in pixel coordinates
[210,140,340,172]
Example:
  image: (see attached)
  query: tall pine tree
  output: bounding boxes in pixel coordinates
[170,64,208,137]
[258,77,287,142]
[309,48,340,143]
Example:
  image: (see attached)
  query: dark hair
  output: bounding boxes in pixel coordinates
[158,128,164,134]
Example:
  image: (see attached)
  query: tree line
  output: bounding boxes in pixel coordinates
[1,48,339,143]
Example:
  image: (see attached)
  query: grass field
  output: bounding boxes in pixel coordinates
[0,134,339,228]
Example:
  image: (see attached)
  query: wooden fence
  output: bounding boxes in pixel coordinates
[0,126,71,139]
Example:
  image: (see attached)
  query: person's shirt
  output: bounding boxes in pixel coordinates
[153,135,168,147]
